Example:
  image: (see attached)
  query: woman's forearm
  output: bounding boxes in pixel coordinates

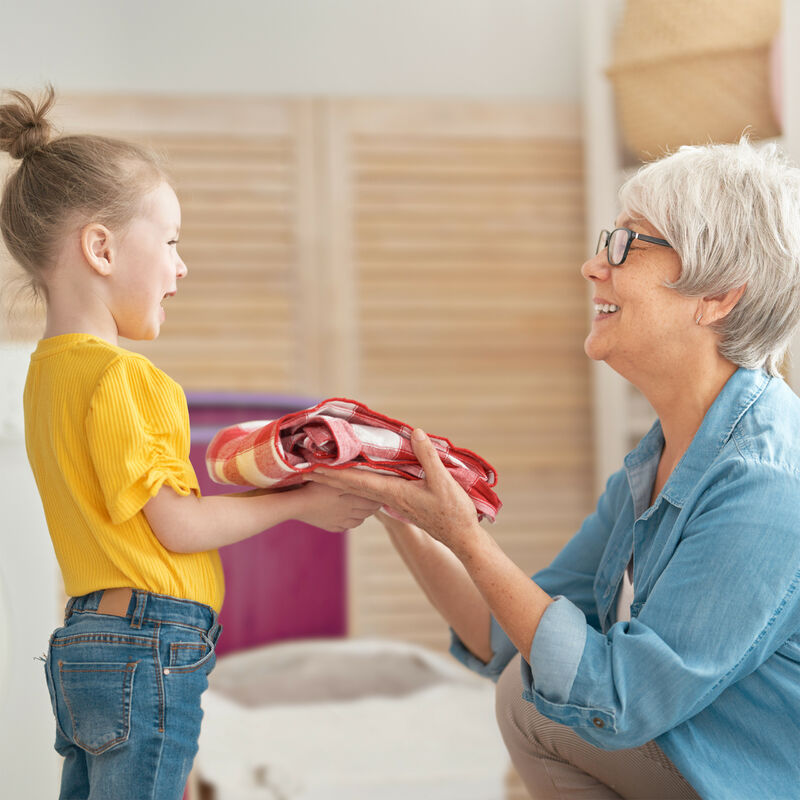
[382,516,493,663]
[451,525,553,663]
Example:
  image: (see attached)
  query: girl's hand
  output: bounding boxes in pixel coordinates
[307,429,481,554]
[294,482,381,532]
[374,508,415,533]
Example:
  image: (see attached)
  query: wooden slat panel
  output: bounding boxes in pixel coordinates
[138,127,301,392]
[331,104,594,667]
[0,146,43,339]
[1,97,594,684]
[1,96,319,396]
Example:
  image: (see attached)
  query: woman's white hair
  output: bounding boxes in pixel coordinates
[618,137,800,376]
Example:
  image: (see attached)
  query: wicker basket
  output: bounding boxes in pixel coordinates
[607,0,781,160]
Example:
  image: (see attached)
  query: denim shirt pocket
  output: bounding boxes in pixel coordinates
[58,660,138,754]
[775,634,800,664]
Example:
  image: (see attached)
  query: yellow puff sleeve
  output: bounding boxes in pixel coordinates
[86,355,200,524]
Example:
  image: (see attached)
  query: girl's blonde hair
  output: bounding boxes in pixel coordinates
[0,86,168,300]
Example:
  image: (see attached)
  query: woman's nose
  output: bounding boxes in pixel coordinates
[581,250,611,282]
[177,256,188,279]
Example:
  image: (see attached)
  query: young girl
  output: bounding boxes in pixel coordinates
[0,87,379,800]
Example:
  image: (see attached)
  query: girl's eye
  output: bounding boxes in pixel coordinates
[168,240,179,246]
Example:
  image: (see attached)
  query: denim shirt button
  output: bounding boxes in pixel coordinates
[592,717,605,729]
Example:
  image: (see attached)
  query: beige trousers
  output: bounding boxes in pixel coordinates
[495,656,701,800]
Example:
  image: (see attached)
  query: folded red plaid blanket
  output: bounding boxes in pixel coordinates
[205,397,501,522]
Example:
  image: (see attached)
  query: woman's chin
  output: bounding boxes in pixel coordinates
[583,335,607,362]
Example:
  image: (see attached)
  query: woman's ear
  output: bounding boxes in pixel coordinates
[696,284,747,326]
[80,223,114,277]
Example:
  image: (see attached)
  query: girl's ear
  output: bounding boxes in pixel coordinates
[696,284,747,327]
[80,223,114,277]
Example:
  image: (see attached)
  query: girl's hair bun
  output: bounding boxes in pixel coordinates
[0,85,56,160]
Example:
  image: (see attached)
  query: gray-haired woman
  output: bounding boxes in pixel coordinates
[310,139,800,800]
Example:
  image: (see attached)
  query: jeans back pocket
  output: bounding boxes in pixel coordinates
[58,661,138,754]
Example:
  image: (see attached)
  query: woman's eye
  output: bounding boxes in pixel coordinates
[168,240,179,246]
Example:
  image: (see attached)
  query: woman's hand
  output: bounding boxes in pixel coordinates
[294,482,381,532]
[313,432,552,663]
[307,428,482,554]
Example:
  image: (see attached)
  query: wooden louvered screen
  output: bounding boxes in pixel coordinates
[137,133,301,391]
[7,96,320,395]
[1,96,593,656]
[323,101,594,649]
[0,149,46,340]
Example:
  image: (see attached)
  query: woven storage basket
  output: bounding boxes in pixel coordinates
[608,0,781,160]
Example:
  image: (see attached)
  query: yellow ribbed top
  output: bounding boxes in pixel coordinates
[24,334,224,612]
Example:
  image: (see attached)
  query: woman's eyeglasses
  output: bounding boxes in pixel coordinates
[596,227,672,266]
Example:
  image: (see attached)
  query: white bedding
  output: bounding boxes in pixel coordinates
[195,638,510,800]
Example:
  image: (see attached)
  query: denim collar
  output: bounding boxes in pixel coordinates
[624,368,771,516]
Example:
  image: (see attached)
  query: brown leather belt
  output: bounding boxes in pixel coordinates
[97,587,134,617]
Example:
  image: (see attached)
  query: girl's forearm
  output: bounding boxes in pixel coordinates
[143,487,306,553]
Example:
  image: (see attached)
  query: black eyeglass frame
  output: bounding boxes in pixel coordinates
[596,227,672,267]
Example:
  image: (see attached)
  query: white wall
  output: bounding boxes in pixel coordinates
[0,345,61,797]
[2,0,581,99]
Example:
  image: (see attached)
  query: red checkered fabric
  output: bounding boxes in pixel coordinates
[205,397,501,522]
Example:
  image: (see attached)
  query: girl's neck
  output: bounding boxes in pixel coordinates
[43,307,119,345]
[42,264,120,344]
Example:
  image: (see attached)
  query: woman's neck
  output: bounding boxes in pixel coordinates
[642,358,737,453]
[640,354,738,470]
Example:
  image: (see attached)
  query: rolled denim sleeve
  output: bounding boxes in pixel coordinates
[523,596,587,703]
[449,616,518,682]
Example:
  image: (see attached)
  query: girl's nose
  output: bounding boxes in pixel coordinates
[177,257,188,279]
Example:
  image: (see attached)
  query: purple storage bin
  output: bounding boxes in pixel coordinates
[187,393,347,657]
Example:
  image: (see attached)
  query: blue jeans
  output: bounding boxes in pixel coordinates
[44,590,221,800]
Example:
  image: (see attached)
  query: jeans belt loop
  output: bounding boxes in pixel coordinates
[130,589,147,629]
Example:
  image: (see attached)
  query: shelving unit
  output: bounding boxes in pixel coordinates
[580,0,799,494]
[781,0,800,390]
[581,0,639,494]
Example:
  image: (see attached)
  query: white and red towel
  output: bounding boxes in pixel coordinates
[205,397,501,522]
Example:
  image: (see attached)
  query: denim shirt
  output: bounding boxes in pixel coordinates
[452,368,800,800]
